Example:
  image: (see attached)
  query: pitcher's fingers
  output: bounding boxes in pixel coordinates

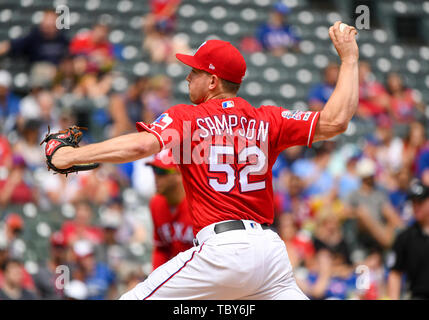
[333,21,345,42]
[329,26,338,44]
[345,26,357,38]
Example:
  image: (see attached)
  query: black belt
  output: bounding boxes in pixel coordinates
[214,220,270,234]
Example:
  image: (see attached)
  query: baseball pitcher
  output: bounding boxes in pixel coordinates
[42,21,359,299]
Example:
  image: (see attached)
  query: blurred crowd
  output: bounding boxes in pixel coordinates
[0,1,428,300]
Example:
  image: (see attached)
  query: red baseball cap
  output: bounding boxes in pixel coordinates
[148,149,177,171]
[5,213,23,230]
[176,39,247,84]
[50,231,67,247]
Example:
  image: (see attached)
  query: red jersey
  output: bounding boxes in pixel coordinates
[137,97,320,233]
[150,194,193,269]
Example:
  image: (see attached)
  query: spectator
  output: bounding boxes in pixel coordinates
[0,247,35,294]
[0,70,20,134]
[77,165,122,205]
[18,65,57,125]
[0,259,37,300]
[278,174,312,228]
[52,55,82,97]
[255,2,300,56]
[374,115,404,176]
[0,154,35,206]
[142,27,191,65]
[13,119,45,170]
[387,179,429,300]
[44,165,121,207]
[403,121,427,175]
[69,22,115,74]
[298,249,356,300]
[313,209,351,266]
[291,144,335,198]
[389,167,414,224]
[143,75,173,122]
[36,90,60,130]
[307,63,339,112]
[0,10,69,65]
[71,240,116,300]
[278,213,314,269]
[0,213,24,256]
[42,171,87,206]
[357,61,389,120]
[33,231,70,299]
[145,0,182,34]
[96,204,128,272]
[345,158,404,256]
[98,197,141,247]
[385,72,425,123]
[272,145,304,183]
[336,155,360,200]
[108,77,149,137]
[142,1,191,64]
[68,23,114,117]
[359,248,387,299]
[61,201,104,246]
[0,134,12,168]
[417,147,429,186]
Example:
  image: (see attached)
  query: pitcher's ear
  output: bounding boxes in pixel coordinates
[208,74,219,90]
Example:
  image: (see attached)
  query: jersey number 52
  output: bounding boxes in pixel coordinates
[208,145,267,193]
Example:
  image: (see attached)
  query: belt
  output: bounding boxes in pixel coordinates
[193,220,271,246]
[214,220,270,234]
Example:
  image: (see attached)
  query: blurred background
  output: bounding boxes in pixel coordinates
[0,0,428,300]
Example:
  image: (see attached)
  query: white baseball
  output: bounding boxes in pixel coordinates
[339,23,348,32]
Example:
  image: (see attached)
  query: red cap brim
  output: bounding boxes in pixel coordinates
[148,159,177,171]
[175,53,201,70]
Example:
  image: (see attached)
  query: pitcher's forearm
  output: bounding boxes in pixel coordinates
[314,61,358,141]
[313,22,359,142]
[53,132,160,168]
[324,61,359,125]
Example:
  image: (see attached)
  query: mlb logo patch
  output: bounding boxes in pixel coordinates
[250,222,257,229]
[222,101,234,109]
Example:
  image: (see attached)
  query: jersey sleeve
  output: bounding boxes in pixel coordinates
[136,104,191,150]
[265,106,320,152]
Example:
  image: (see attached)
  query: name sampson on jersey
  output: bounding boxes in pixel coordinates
[196,114,269,142]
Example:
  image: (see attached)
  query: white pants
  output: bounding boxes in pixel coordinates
[119,220,308,300]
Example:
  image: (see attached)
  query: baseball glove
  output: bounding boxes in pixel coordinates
[40,125,99,176]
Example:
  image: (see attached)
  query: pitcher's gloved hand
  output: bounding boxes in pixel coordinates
[40,125,99,176]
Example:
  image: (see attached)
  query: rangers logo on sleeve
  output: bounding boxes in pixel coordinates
[152,113,173,130]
